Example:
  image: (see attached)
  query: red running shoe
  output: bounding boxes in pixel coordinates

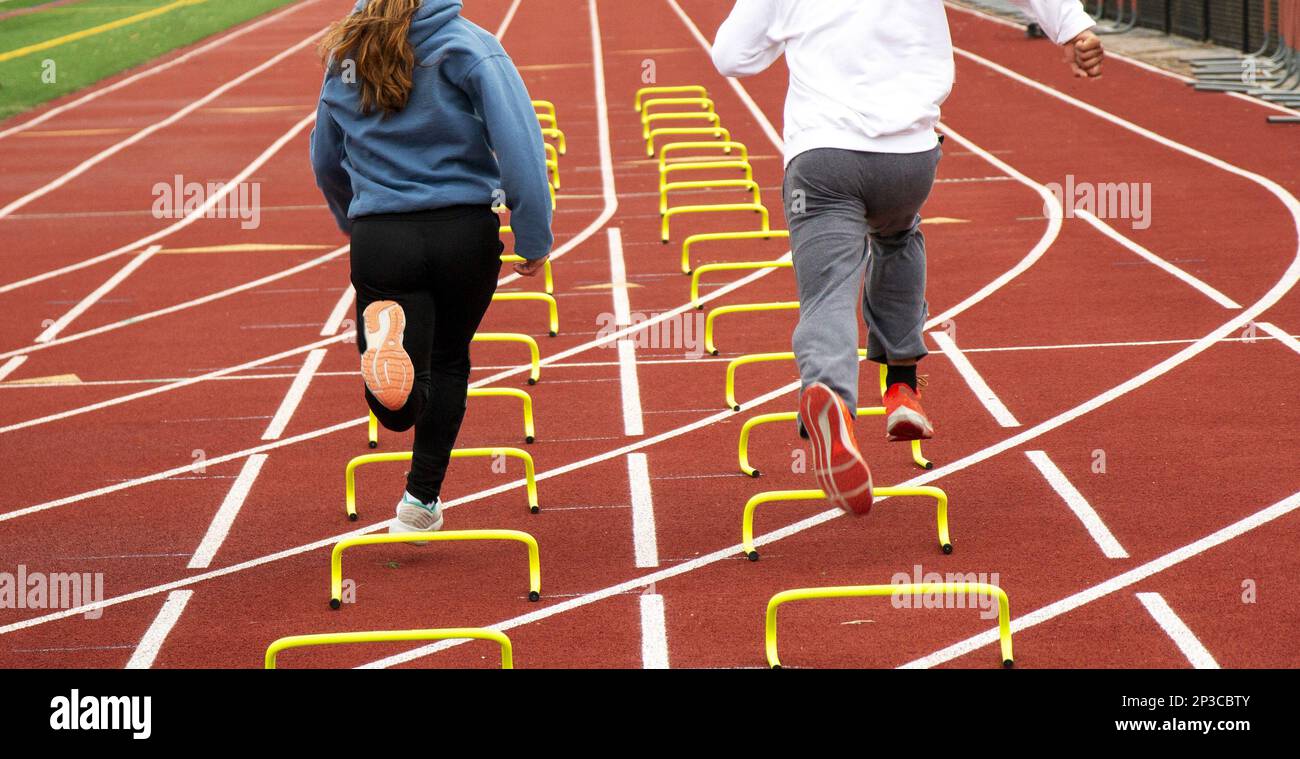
[361,300,413,411]
[883,382,934,442]
[799,382,874,516]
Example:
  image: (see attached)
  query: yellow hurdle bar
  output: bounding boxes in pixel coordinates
[472,332,541,385]
[535,112,556,129]
[646,126,732,157]
[659,162,754,204]
[725,350,865,411]
[541,126,567,155]
[640,110,720,139]
[661,178,761,215]
[658,140,750,169]
[742,488,951,561]
[690,260,791,306]
[367,388,534,448]
[663,203,769,243]
[345,448,539,520]
[737,409,931,476]
[765,584,1012,668]
[680,229,789,274]
[532,99,556,122]
[640,97,715,118]
[330,530,542,607]
[704,301,799,355]
[265,628,515,669]
[634,85,708,111]
[491,292,559,337]
[500,254,555,295]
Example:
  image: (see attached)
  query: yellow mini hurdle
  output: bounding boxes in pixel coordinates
[367,388,535,449]
[764,584,1013,668]
[329,529,542,607]
[704,301,799,355]
[345,448,539,520]
[501,254,555,294]
[658,140,749,168]
[661,179,761,215]
[662,203,769,243]
[640,96,715,117]
[741,488,952,560]
[641,110,721,139]
[543,143,561,189]
[646,126,732,157]
[491,292,559,337]
[725,350,867,411]
[680,229,789,274]
[541,126,567,155]
[265,628,514,669]
[737,408,931,475]
[634,85,708,111]
[473,333,541,385]
[690,260,792,306]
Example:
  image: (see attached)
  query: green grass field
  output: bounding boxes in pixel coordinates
[0,0,302,120]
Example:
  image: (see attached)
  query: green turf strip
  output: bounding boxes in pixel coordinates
[0,0,303,120]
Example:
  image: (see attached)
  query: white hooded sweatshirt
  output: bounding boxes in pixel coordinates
[711,0,1095,163]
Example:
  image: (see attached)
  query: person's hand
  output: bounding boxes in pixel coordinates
[514,254,549,277]
[1065,30,1104,78]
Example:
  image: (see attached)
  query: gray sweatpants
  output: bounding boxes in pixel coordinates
[783,145,941,410]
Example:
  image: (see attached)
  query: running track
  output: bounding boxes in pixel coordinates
[0,0,1297,669]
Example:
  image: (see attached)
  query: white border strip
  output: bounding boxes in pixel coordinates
[124,589,193,669]
[930,330,1020,427]
[1025,450,1128,558]
[1135,591,1220,668]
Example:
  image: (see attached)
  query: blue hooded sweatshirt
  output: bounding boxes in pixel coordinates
[310,0,552,259]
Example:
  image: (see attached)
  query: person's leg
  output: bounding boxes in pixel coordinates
[857,145,943,441]
[784,148,876,515]
[858,145,942,370]
[350,217,436,434]
[784,148,872,411]
[403,206,503,505]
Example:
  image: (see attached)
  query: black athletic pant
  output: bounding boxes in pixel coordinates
[350,205,502,504]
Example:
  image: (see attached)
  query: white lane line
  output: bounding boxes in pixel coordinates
[0,113,317,295]
[1257,322,1300,355]
[0,356,27,381]
[0,336,347,435]
[608,227,631,326]
[261,348,328,441]
[942,0,1300,118]
[495,0,617,288]
[664,0,784,150]
[901,489,1300,668]
[0,26,328,220]
[124,590,193,669]
[1135,592,1220,669]
[1073,210,1241,309]
[930,330,1020,427]
[35,245,161,343]
[639,592,670,669]
[321,285,355,336]
[1025,450,1128,559]
[618,340,644,436]
[187,454,268,569]
[0,244,349,361]
[0,0,319,141]
[495,0,523,36]
[628,453,658,568]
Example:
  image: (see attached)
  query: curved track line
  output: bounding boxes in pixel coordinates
[0,0,321,141]
[943,0,1300,118]
[0,27,330,219]
[0,114,317,295]
[0,244,349,361]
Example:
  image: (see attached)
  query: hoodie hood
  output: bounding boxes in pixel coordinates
[350,0,463,37]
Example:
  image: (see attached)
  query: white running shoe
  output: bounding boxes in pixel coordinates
[389,491,443,544]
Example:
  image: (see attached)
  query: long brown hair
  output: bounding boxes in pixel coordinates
[320,0,422,116]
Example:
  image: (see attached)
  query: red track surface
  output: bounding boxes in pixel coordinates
[0,0,1297,669]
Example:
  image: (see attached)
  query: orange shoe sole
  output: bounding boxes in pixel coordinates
[360,300,413,411]
[800,382,874,516]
